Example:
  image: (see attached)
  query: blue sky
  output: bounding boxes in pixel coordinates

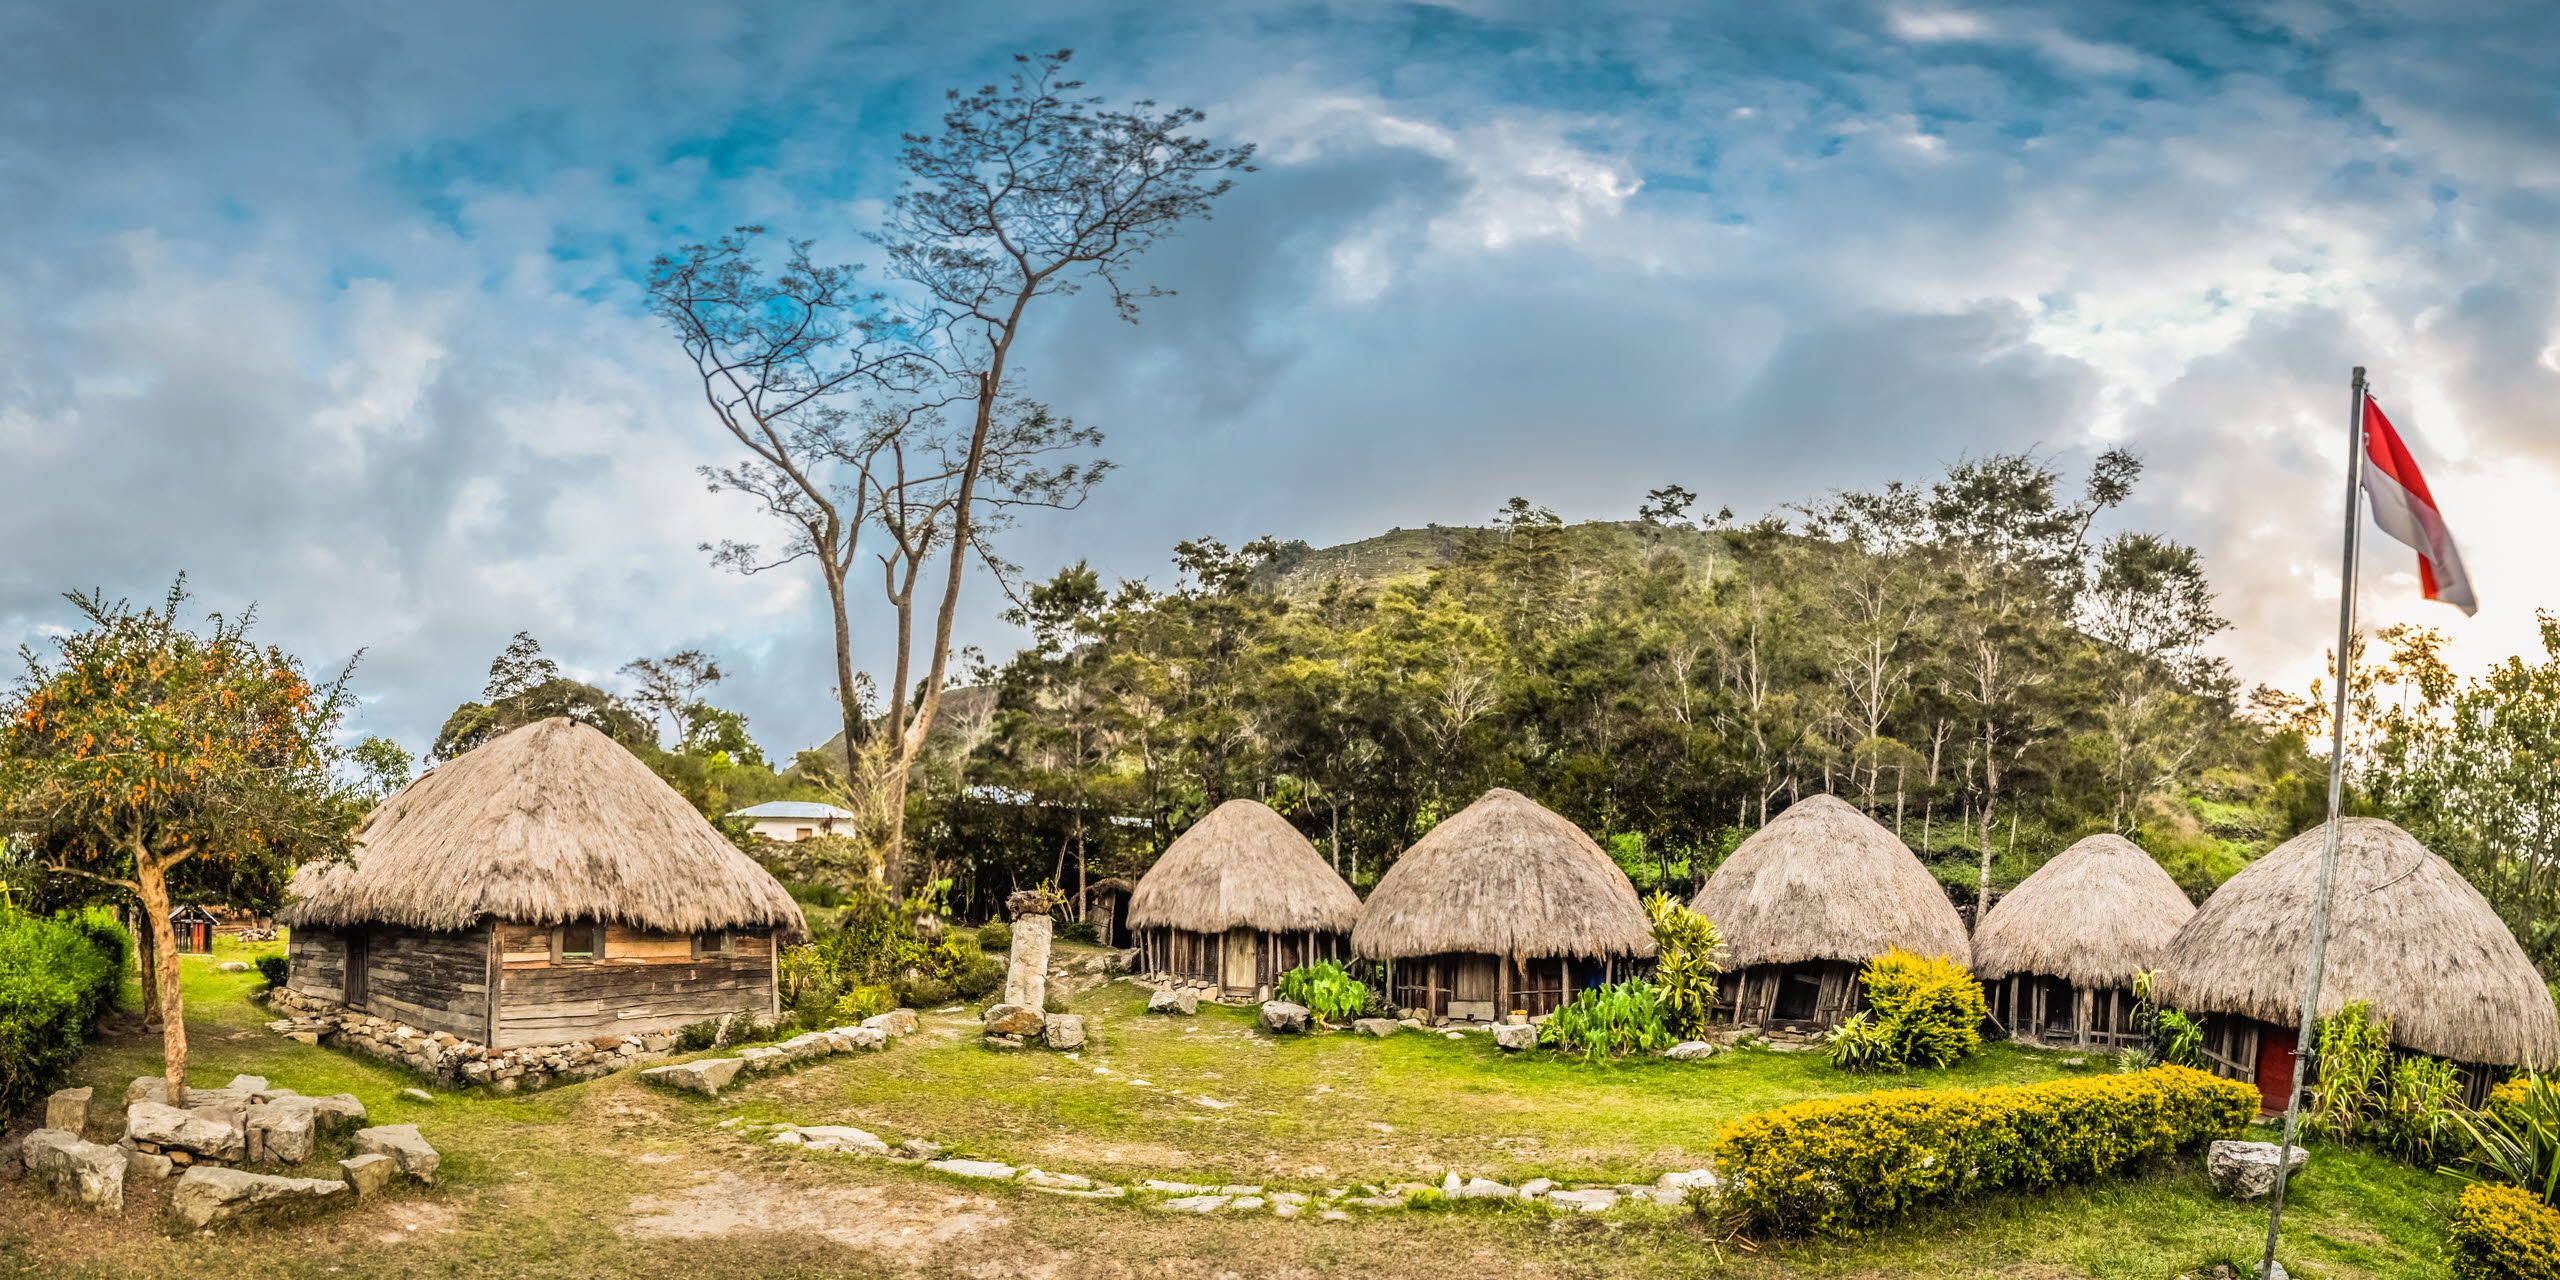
[4,1,2557,758]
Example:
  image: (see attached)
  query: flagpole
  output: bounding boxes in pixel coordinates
[2259,365,2368,1278]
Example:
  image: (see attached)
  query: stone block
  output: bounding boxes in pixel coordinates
[168,1165,348,1229]
[23,1129,126,1211]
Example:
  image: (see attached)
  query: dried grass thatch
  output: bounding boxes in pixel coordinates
[2152,817,2557,1067]
[1126,799,1362,935]
[1689,794,1970,969]
[1351,788,1655,962]
[283,718,806,939]
[1972,833,2193,986]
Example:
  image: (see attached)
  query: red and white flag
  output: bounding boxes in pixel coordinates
[2360,395,2476,616]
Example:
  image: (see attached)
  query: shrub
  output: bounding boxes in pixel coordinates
[894,972,957,1009]
[949,953,1005,1001]
[254,953,290,988]
[1832,949,1984,1072]
[2459,1074,2560,1205]
[1537,979,1673,1060]
[2313,1001,2470,1162]
[1717,1064,2257,1236]
[1823,1011,1896,1071]
[977,920,1013,953]
[673,1012,796,1052]
[2451,1182,2560,1280]
[0,908,125,1116]
[1276,961,1368,1022]
[1056,919,1099,945]
[828,983,896,1025]
[1646,894,1723,1040]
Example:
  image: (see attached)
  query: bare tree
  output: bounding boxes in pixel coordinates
[655,50,1250,887]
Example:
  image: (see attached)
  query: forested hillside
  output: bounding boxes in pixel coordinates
[920,452,2332,923]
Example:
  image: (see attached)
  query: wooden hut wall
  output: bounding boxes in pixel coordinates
[1388,952,1591,1019]
[286,927,349,1004]
[352,924,496,1042]
[494,922,775,1048]
[1985,975,2143,1050]
[1721,960,1862,1030]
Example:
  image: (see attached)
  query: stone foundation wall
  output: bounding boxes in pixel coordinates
[264,988,676,1092]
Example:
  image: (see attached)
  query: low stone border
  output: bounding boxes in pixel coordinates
[753,1115,1717,1218]
[265,986,682,1092]
[639,1010,917,1097]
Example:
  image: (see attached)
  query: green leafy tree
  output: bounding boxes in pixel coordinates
[0,580,358,1103]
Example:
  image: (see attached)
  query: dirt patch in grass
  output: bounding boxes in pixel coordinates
[623,1169,1007,1259]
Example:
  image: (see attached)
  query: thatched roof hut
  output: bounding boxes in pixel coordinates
[285,716,804,939]
[1352,788,1655,964]
[1974,833,2193,987]
[1690,794,1969,970]
[1128,799,1361,937]
[2154,817,2558,1070]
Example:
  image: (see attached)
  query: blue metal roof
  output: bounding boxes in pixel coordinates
[727,801,857,820]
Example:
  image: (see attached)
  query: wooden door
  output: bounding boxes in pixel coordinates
[344,931,370,1011]
[1221,929,1259,997]
[2255,1023,2298,1115]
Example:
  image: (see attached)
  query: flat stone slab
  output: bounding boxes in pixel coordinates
[168,1165,348,1229]
[1545,1188,1620,1213]
[1146,989,1198,1016]
[23,1129,125,1211]
[1354,1018,1400,1038]
[340,1153,395,1198]
[126,1100,246,1161]
[861,1009,919,1037]
[791,1126,890,1157]
[982,1003,1046,1037]
[1260,1001,1311,1034]
[1663,1040,1716,1061]
[351,1124,439,1185]
[926,1158,1018,1180]
[640,1057,746,1096]
[1158,1194,1231,1213]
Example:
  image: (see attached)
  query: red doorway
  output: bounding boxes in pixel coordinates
[2255,1023,2299,1115]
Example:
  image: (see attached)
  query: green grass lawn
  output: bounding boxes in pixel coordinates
[0,939,2462,1279]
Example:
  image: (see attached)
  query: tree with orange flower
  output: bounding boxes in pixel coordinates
[0,578,358,1104]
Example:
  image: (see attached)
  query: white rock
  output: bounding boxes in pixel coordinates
[125,1101,246,1161]
[1045,1015,1087,1051]
[340,1152,395,1198]
[1493,1023,1538,1052]
[1664,1040,1717,1061]
[23,1130,125,1210]
[925,1158,1018,1180]
[793,1126,891,1157]
[1146,988,1199,1016]
[1353,1018,1400,1038]
[2207,1140,2308,1200]
[1259,1001,1312,1034]
[1158,1194,1230,1213]
[1457,1177,1517,1200]
[640,1057,746,1096]
[1657,1169,1718,1193]
[351,1124,439,1185]
[861,1009,919,1037]
[168,1165,348,1228]
[44,1087,92,1134]
[1520,1177,1554,1197]
[1545,1188,1619,1213]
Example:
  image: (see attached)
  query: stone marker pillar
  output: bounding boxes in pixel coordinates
[1002,890,1055,1011]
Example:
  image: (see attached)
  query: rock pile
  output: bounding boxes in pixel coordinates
[15,1074,438,1228]
[639,1011,913,1098]
[267,985,674,1092]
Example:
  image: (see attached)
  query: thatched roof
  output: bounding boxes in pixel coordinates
[283,718,805,939]
[1352,789,1655,962]
[2153,817,2557,1068]
[1689,794,1970,970]
[1126,799,1362,935]
[1972,833,2194,986]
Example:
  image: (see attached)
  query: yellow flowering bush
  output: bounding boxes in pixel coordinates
[1716,1064,2257,1235]
[2451,1182,2560,1280]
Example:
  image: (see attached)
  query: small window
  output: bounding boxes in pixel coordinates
[795,827,815,840]
[692,930,731,959]
[553,922,605,964]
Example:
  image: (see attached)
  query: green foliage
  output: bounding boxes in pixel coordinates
[1839,949,1985,1072]
[1716,1065,2258,1236]
[254,952,289,988]
[1822,1011,1896,1072]
[672,1013,796,1053]
[1056,919,1099,945]
[1536,979,1673,1060]
[1645,893,1723,1040]
[829,983,896,1025]
[2152,1009,2206,1068]
[977,919,1012,953]
[2458,1075,2560,1206]
[2451,1182,2560,1280]
[1276,961,1371,1023]
[0,908,126,1115]
[775,881,984,1023]
[2311,1000,2468,1162]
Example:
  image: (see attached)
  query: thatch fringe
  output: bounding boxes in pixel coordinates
[1126,799,1362,935]
[283,718,806,939]
[2153,818,2558,1068]
[1351,789,1655,962]
[1689,794,1970,969]
[1972,833,2193,986]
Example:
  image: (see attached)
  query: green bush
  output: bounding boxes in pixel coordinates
[893,972,958,1009]
[1829,949,1984,1072]
[2451,1182,2560,1280]
[1718,1064,2257,1236]
[2313,1001,2470,1162]
[254,952,290,988]
[1537,979,1673,1060]
[0,909,127,1115]
[1056,919,1099,945]
[1276,961,1371,1023]
[2459,1075,2560,1205]
[949,953,1005,1001]
[977,920,1013,953]
[1646,894,1723,1040]
[828,983,896,1025]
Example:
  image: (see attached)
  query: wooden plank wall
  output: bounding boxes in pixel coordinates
[356,924,495,1042]
[286,927,347,1003]
[494,922,774,1048]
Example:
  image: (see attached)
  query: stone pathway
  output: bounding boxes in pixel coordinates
[755,1118,1717,1218]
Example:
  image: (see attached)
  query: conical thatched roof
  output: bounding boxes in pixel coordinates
[1689,794,1970,969]
[1126,799,1362,935]
[2153,818,2557,1068]
[1351,789,1655,962]
[1972,833,2194,986]
[283,718,805,938]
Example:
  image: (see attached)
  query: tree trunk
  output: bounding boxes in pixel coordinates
[132,900,164,1027]
[132,857,190,1107]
